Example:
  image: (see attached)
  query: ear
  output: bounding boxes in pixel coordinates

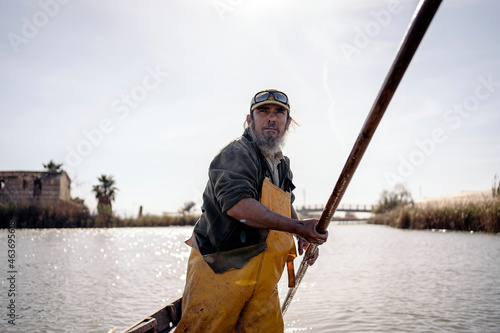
[246,114,251,124]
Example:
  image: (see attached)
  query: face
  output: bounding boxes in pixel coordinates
[247,103,290,139]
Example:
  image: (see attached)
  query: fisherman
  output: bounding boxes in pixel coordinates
[176,89,328,332]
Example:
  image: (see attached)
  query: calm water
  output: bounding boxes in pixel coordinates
[1,224,499,333]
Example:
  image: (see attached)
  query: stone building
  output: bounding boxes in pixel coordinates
[0,171,77,207]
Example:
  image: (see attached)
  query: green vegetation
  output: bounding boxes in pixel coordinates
[370,177,500,233]
[121,214,198,227]
[179,201,196,215]
[1,202,93,228]
[92,175,118,216]
[1,161,202,228]
[373,183,414,214]
[0,202,198,229]
[43,160,64,173]
[370,199,500,233]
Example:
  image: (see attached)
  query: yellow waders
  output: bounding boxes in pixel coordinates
[176,178,296,333]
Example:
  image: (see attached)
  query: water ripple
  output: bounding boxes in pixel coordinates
[1,225,499,332]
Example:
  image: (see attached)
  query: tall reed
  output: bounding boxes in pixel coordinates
[0,202,199,229]
[370,199,500,233]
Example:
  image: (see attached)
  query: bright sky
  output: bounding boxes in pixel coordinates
[1,0,499,217]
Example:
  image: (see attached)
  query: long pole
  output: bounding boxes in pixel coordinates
[282,0,443,315]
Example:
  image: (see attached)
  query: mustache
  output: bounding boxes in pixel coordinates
[261,123,280,132]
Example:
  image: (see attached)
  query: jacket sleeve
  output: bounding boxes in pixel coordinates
[209,142,261,214]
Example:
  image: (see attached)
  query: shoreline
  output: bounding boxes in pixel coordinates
[370,198,500,233]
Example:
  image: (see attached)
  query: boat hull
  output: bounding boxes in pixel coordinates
[110,297,182,333]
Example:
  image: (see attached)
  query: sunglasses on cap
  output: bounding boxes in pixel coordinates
[251,90,290,110]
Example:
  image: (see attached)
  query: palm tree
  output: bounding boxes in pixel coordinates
[43,160,63,173]
[92,175,118,215]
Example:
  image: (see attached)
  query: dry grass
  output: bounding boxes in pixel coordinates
[0,202,198,229]
[370,199,500,233]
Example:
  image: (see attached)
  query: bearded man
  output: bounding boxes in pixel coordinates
[176,89,328,333]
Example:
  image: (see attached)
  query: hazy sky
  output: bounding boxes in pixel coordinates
[1,0,499,217]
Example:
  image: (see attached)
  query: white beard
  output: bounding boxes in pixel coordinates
[248,122,288,156]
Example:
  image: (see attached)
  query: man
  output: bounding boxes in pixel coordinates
[176,89,328,332]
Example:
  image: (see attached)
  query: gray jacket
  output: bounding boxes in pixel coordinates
[193,128,295,268]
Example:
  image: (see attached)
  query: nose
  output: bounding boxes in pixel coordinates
[267,112,277,122]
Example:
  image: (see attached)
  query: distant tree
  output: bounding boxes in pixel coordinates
[492,174,500,198]
[92,175,118,215]
[72,197,85,204]
[179,201,196,215]
[43,160,63,173]
[374,183,414,214]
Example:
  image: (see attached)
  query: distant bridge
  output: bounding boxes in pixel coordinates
[296,204,373,215]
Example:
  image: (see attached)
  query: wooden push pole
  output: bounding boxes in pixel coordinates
[282,0,443,315]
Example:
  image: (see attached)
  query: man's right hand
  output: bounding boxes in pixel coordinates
[294,218,328,245]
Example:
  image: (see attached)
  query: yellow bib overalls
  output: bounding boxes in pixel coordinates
[176,177,296,332]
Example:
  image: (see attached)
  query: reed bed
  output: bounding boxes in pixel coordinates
[370,199,500,233]
[0,202,198,229]
[120,214,198,227]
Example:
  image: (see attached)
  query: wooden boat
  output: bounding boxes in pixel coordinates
[108,297,182,333]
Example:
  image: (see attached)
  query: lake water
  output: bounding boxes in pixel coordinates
[1,224,499,333]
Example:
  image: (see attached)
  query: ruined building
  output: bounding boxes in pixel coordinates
[0,171,81,208]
